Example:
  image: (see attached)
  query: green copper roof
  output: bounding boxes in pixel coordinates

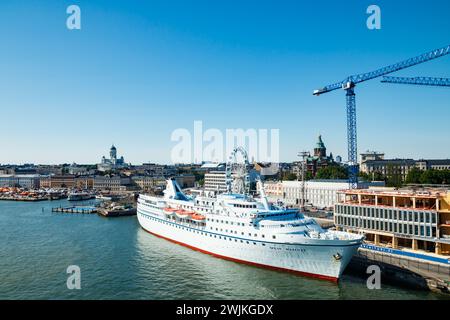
[316,135,325,149]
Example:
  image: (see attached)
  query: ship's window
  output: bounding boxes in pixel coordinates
[262,235,265,238]
[272,235,276,239]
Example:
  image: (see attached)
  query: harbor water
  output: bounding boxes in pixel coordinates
[0,200,448,300]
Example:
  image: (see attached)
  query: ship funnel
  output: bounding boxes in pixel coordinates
[164,178,189,201]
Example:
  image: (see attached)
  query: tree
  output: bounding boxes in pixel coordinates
[305,171,314,180]
[386,164,403,188]
[283,172,297,181]
[315,165,348,180]
[405,167,423,184]
[420,169,444,185]
[358,171,370,181]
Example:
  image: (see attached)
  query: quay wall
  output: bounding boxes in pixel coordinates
[347,246,450,294]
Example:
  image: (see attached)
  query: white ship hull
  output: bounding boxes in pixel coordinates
[137,206,359,281]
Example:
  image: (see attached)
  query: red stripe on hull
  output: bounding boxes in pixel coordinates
[141,226,339,283]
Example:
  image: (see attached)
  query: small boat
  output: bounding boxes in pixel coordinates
[191,213,206,221]
[68,192,95,201]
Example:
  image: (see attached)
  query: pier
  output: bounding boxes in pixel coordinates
[52,206,97,214]
[348,244,450,294]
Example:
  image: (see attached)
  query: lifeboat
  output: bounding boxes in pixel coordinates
[175,209,190,219]
[191,213,206,221]
[163,207,175,215]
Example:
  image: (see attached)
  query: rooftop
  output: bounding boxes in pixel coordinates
[338,188,449,199]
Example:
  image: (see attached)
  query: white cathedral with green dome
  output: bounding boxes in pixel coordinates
[98,144,126,171]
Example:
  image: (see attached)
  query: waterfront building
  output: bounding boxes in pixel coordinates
[74,177,94,189]
[262,180,385,209]
[93,175,131,192]
[334,188,450,256]
[39,175,76,188]
[132,176,166,192]
[360,157,450,181]
[0,174,40,189]
[97,145,127,172]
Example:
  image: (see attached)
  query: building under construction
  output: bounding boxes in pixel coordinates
[335,188,450,256]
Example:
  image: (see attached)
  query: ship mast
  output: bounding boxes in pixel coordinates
[297,151,310,209]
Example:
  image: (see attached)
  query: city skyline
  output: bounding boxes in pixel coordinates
[1,0,450,164]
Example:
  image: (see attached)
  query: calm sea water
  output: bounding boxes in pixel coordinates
[0,199,448,300]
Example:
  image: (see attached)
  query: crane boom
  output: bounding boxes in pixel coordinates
[313,44,450,96]
[381,76,450,87]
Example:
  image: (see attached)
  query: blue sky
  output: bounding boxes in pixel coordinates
[0,0,449,164]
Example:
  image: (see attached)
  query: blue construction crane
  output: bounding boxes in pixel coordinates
[381,76,450,87]
[313,44,450,188]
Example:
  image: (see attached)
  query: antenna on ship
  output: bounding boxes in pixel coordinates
[297,151,310,210]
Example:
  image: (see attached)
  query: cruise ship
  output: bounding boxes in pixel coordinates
[137,178,364,281]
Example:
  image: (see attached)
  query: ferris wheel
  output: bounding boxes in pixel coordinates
[225,147,250,195]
